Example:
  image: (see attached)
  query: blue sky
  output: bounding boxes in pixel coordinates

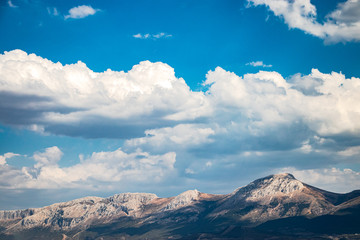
[1,0,360,210]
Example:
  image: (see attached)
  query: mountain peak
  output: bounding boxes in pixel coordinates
[1,173,360,239]
[163,189,200,211]
[232,173,303,199]
[211,173,334,224]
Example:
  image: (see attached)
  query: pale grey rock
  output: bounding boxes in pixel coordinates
[163,190,200,211]
[0,194,158,230]
[232,173,304,201]
[106,193,158,216]
[211,173,333,223]
[1,173,358,235]
[0,209,37,220]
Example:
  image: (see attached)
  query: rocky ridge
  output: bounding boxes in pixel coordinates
[0,173,359,239]
[211,173,334,224]
[0,194,160,230]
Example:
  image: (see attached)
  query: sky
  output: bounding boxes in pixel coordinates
[1,0,360,210]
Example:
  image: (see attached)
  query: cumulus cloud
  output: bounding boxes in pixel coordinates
[2,50,360,196]
[125,124,215,152]
[0,50,209,138]
[2,50,360,149]
[65,5,99,20]
[133,33,172,39]
[246,60,272,68]
[248,0,360,43]
[2,50,360,143]
[204,67,360,138]
[327,0,360,25]
[0,147,176,190]
[33,146,62,168]
[277,167,360,193]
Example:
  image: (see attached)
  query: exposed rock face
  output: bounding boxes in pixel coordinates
[0,209,36,220]
[106,193,158,216]
[163,190,200,210]
[235,173,304,199]
[211,173,334,224]
[0,194,158,230]
[0,173,359,238]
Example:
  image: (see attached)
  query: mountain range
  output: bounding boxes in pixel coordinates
[1,173,359,239]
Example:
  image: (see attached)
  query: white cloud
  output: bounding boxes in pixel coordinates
[133,33,150,39]
[153,32,172,38]
[327,0,360,25]
[125,124,215,151]
[65,5,99,20]
[246,61,272,68]
[133,33,172,39]
[2,50,360,153]
[278,167,360,193]
[205,161,212,167]
[204,67,360,137]
[0,153,20,165]
[1,147,176,190]
[33,146,63,169]
[2,50,360,206]
[47,7,59,16]
[2,50,360,194]
[338,146,360,157]
[27,124,47,135]
[0,50,209,138]
[185,168,195,174]
[8,0,17,8]
[248,0,360,43]
[2,50,360,141]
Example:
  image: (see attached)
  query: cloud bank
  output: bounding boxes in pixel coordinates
[0,147,175,190]
[248,0,360,43]
[1,50,360,196]
[0,50,209,138]
[2,50,360,140]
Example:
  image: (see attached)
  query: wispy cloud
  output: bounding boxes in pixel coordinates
[8,0,18,8]
[246,60,272,68]
[248,0,360,43]
[133,33,150,39]
[47,7,59,16]
[65,5,99,20]
[133,32,172,39]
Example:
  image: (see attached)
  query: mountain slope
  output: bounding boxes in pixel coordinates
[0,173,359,240]
[210,173,335,224]
[255,196,360,238]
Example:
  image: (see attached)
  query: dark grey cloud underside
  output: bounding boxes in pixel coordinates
[0,91,195,138]
[0,91,82,125]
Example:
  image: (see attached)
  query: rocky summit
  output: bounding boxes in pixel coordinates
[1,173,360,240]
